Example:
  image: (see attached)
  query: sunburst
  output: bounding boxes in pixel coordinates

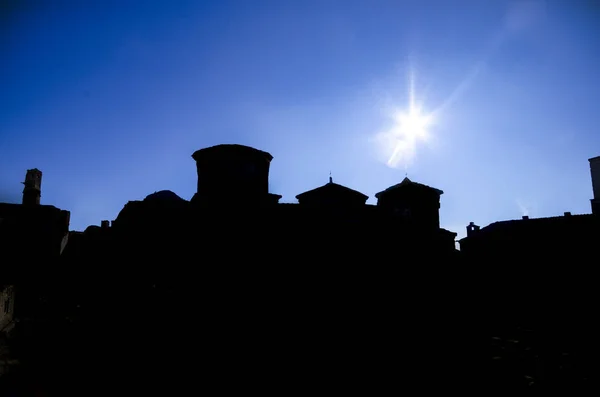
[382,69,435,169]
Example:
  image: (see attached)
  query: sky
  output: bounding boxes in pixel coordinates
[2,0,600,237]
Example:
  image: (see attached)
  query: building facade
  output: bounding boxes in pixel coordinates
[459,155,600,389]
[0,169,71,383]
[56,143,464,393]
[3,144,466,393]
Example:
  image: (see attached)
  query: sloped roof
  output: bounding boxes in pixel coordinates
[144,190,187,202]
[192,144,273,162]
[458,213,597,242]
[296,180,368,202]
[375,177,443,198]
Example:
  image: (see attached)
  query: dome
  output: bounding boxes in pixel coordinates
[143,190,186,202]
[191,144,273,162]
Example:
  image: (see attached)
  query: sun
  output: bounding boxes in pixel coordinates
[382,104,435,169]
[373,66,437,170]
[394,106,433,142]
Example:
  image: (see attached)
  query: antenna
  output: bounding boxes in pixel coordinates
[329,171,333,184]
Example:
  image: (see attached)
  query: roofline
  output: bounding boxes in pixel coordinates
[439,228,458,237]
[0,203,65,212]
[374,186,443,198]
[295,182,369,200]
[192,144,273,162]
[459,212,597,240]
[589,155,600,162]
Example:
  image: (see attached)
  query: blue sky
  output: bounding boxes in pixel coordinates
[1,0,599,236]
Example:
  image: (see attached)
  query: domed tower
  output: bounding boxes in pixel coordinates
[191,144,281,207]
[375,177,444,230]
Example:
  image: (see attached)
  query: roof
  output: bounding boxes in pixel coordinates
[375,177,443,198]
[295,180,369,202]
[459,213,598,242]
[590,155,600,162]
[0,203,71,257]
[0,202,68,218]
[191,144,273,162]
[144,190,187,202]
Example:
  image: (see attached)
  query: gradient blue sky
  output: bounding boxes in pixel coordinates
[2,0,599,236]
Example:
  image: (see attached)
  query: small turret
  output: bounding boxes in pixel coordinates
[22,168,42,206]
[466,222,480,237]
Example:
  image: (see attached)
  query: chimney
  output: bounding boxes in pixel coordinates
[22,168,42,206]
[590,156,600,215]
[564,212,572,217]
[522,215,529,220]
[101,220,110,229]
[466,221,480,238]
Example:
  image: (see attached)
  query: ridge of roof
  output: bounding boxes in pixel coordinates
[375,177,443,198]
[295,181,368,200]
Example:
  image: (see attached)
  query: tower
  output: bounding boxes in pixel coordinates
[190,144,281,207]
[590,156,600,215]
[466,222,480,237]
[375,177,444,230]
[22,168,42,206]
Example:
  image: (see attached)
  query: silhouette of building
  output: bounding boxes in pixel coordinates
[78,144,459,262]
[57,144,456,265]
[49,143,465,393]
[191,144,282,206]
[0,169,71,379]
[22,168,42,206]
[295,175,368,207]
[460,155,600,262]
[4,145,599,392]
[459,155,600,390]
[0,168,70,273]
[2,144,467,394]
[459,155,600,302]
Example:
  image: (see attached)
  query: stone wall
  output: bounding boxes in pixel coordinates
[0,286,14,333]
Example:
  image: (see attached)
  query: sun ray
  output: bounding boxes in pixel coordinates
[376,66,435,169]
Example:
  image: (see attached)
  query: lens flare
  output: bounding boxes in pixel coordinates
[375,68,435,170]
[394,106,432,142]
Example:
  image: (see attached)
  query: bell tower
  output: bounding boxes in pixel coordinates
[22,168,42,206]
